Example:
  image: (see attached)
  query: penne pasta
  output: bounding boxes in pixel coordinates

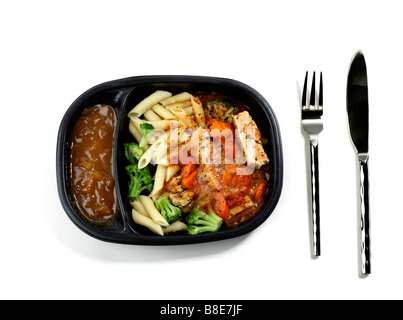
[150,192,161,203]
[153,145,169,166]
[183,106,194,115]
[130,118,178,131]
[179,129,192,143]
[163,220,188,234]
[165,164,181,182]
[132,209,163,235]
[151,130,169,148]
[170,107,196,128]
[129,120,142,143]
[138,131,169,168]
[165,100,192,110]
[128,90,172,118]
[191,95,206,125]
[138,195,169,227]
[130,199,150,218]
[148,129,166,145]
[130,117,143,133]
[177,120,188,128]
[158,92,192,106]
[151,104,177,120]
[138,143,155,169]
[143,109,162,122]
[168,127,184,151]
[150,164,167,197]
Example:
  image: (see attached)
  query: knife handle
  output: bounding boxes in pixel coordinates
[359,156,370,275]
[310,142,320,257]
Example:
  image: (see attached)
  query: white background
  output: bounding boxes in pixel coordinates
[1,0,402,300]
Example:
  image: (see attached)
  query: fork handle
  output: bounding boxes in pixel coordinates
[310,141,320,257]
[359,155,370,275]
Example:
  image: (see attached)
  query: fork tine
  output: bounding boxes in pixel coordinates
[319,72,323,108]
[309,71,316,108]
[302,71,308,109]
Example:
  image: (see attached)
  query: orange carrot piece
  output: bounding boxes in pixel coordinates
[209,119,233,131]
[254,182,266,202]
[181,162,197,189]
[182,162,196,175]
[213,193,230,221]
[182,170,197,189]
[209,119,234,139]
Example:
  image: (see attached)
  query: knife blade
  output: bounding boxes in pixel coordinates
[347,51,371,275]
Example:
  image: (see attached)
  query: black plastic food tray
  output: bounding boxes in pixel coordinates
[56,75,283,245]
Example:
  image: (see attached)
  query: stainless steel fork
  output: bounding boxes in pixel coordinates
[301,71,323,257]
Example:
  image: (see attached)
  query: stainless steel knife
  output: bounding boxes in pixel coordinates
[346,51,371,275]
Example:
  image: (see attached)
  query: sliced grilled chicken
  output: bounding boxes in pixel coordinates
[233,111,269,169]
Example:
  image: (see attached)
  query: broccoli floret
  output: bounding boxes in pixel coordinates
[204,99,236,123]
[125,162,153,200]
[124,142,144,163]
[139,123,154,148]
[155,196,182,223]
[187,207,223,235]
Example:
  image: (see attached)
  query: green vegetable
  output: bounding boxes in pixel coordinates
[204,99,236,123]
[139,123,154,148]
[124,142,144,163]
[187,206,223,235]
[155,196,182,223]
[125,162,153,200]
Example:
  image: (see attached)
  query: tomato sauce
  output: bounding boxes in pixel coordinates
[70,105,117,223]
[164,92,270,228]
[192,140,268,227]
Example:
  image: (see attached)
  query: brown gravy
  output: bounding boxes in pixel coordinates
[70,104,117,223]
